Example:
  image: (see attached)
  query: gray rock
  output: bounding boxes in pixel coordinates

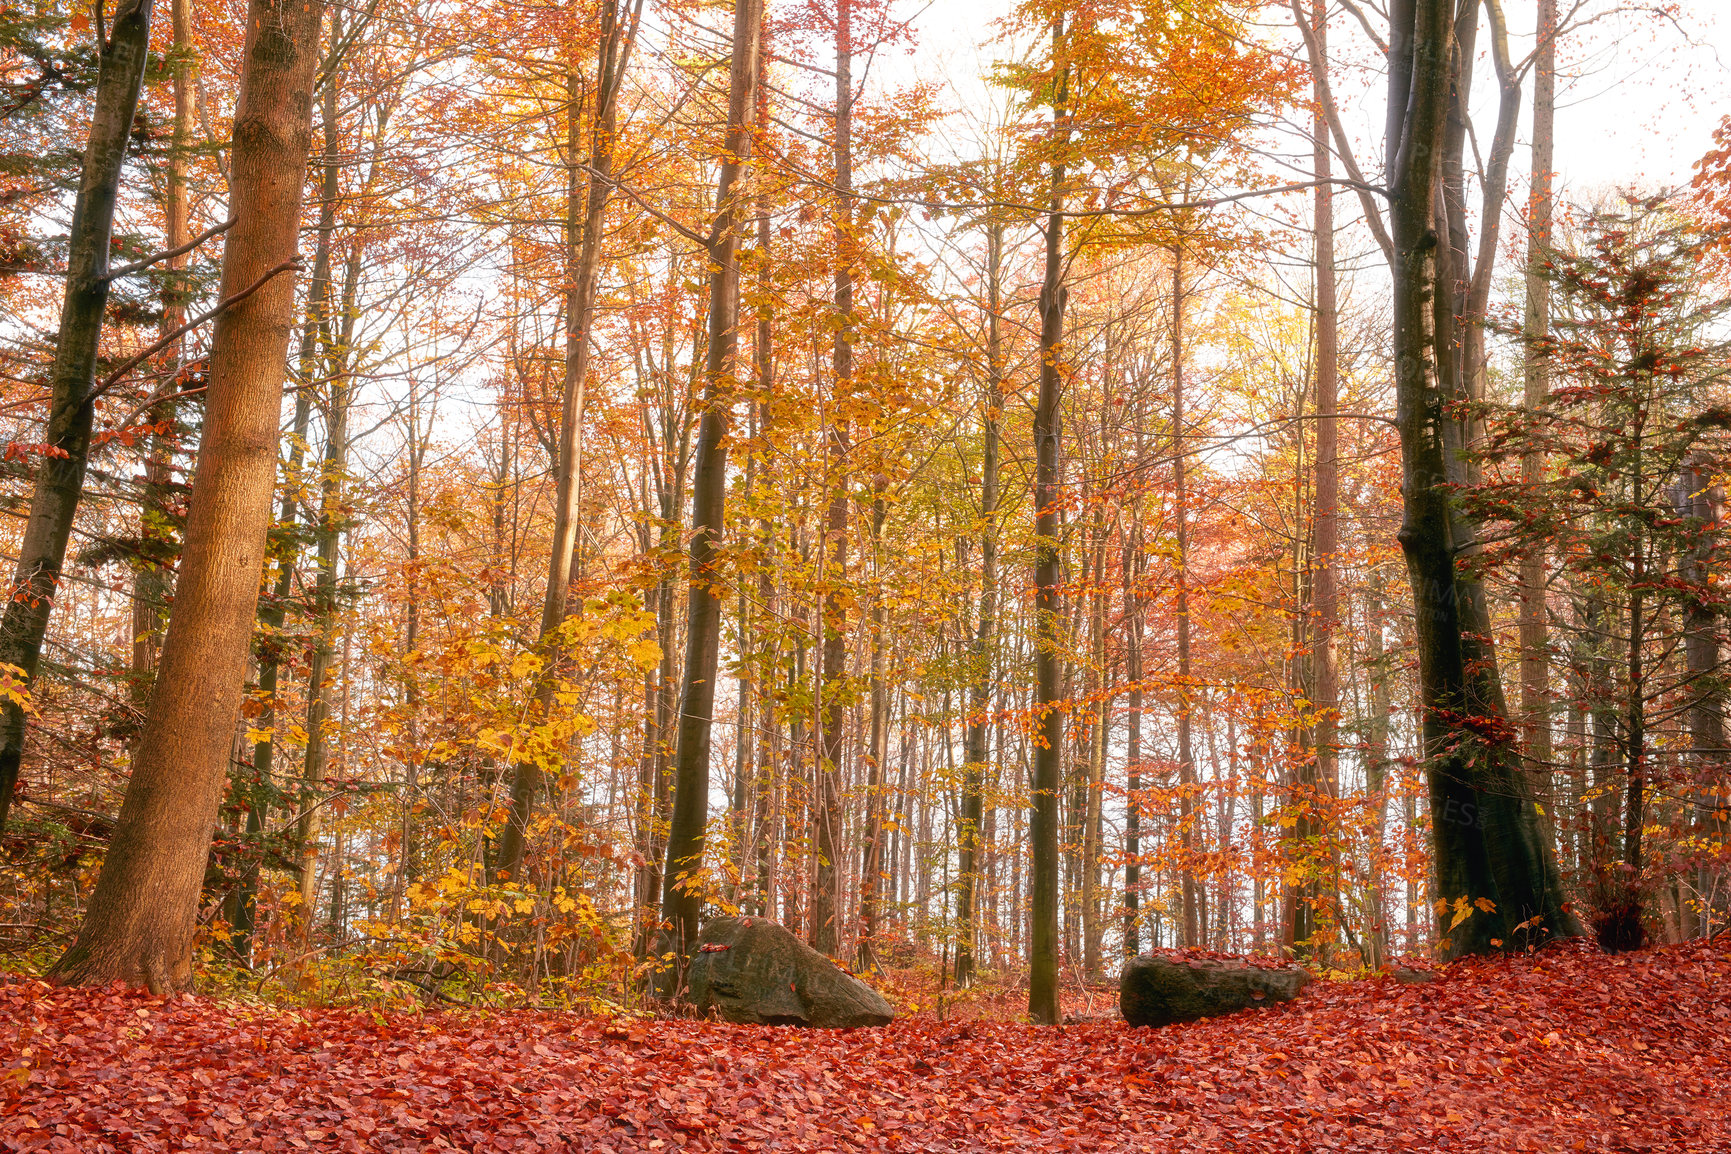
[1119,955,1311,1027]
[685,916,894,1028]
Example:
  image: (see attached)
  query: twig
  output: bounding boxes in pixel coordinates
[90,259,302,402]
[110,383,207,432]
[102,218,234,282]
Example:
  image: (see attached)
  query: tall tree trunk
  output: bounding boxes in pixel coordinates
[1300,0,1341,959]
[1682,460,1726,937]
[1519,0,1557,804]
[1621,520,1648,928]
[394,371,430,924]
[857,489,888,969]
[1172,238,1202,949]
[291,260,357,947]
[1363,572,1392,966]
[287,26,358,946]
[749,171,776,923]
[811,0,852,956]
[0,0,156,835]
[50,0,327,992]
[1080,520,1107,978]
[955,220,1002,987]
[230,64,339,956]
[497,0,640,882]
[729,417,755,908]
[131,0,193,699]
[1028,13,1069,1026]
[1387,0,1576,958]
[658,0,762,992]
[1123,512,1144,956]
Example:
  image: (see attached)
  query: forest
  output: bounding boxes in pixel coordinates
[2,0,1731,1148]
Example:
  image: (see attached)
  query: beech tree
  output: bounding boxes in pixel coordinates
[51,0,328,991]
[658,0,764,989]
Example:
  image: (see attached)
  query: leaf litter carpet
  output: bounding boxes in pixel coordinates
[2,940,1727,1152]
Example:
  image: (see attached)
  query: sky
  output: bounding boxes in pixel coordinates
[897,1,1731,207]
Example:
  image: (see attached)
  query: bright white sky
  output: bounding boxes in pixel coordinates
[899,1,1731,208]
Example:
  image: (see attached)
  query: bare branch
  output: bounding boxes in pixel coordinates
[102,218,234,282]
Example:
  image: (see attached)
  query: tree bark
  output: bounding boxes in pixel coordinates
[497,0,640,882]
[955,219,1002,987]
[130,0,194,701]
[49,0,327,992]
[1519,0,1558,801]
[291,253,358,947]
[1297,0,1340,959]
[1028,13,1069,1026]
[810,0,852,957]
[857,488,888,969]
[1387,0,1577,958]
[1172,238,1202,949]
[229,51,338,957]
[658,0,761,992]
[0,0,156,835]
[1682,458,1726,937]
[1123,505,1145,956]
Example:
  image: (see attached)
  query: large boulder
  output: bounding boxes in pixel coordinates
[685,916,894,1028]
[1119,955,1311,1027]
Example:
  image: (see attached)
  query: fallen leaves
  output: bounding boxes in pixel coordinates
[1,939,1728,1152]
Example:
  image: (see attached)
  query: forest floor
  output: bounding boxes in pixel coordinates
[1,940,1727,1153]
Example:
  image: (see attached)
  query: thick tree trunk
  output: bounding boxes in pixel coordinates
[1387,0,1577,958]
[229,71,338,957]
[658,0,762,993]
[0,0,156,835]
[49,0,326,992]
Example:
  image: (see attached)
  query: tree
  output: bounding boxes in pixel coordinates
[1291,0,1580,957]
[50,0,328,992]
[810,0,854,959]
[658,0,763,993]
[496,0,644,885]
[1519,0,1559,808]
[1467,196,1731,950]
[0,0,156,835]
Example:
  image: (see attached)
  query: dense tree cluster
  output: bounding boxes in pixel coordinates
[0,0,1724,1017]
